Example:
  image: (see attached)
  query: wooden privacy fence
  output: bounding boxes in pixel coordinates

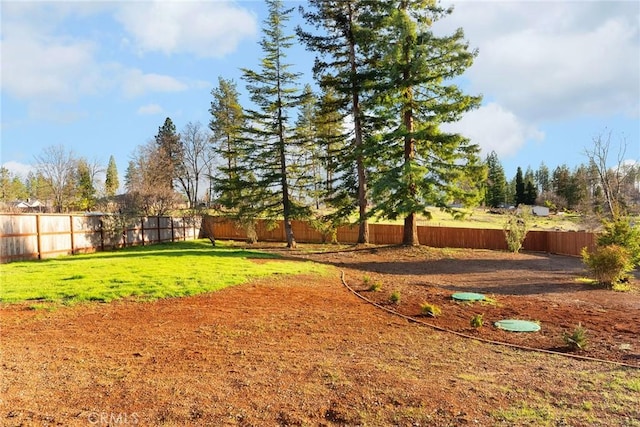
[0,214,201,263]
[204,216,597,257]
[0,213,596,263]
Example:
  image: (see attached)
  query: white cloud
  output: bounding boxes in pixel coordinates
[442,103,544,159]
[2,161,34,178]
[0,2,206,120]
[437,1,640,122]
[121,69,188,98]
[115,1,258,58]
[0,23,103,102]
[137,103,164,115]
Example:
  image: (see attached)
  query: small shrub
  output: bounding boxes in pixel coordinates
[503,205,532,253]
[481,296,500,306]
[563,323,588,351]
[389,291,401,304]
[470,313,484,328]
[597,216,640,267]
[581,244,633,288]
[362,275,372,286]
[420,302,441,317]
[368,281,382,292]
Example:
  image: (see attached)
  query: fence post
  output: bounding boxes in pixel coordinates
[157,216,162,243]
[35,214,42,260]
[99,217,105,252]
[69,215,75,255]
[183,217,186,241]
[141,217,145,246]
[171,217,175,242]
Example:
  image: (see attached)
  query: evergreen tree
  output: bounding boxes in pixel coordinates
[568,165,589,210]
[124,160,139,193]
[209,77,248,210]
[0,167,28,202]
[293,84,322,207]
[523,166,537,205]
[525,180,538,205]
[367,0,484,245]
[552,164,571,210]
[76,158,97,211]
[485,151,507,208]
[514,166,526,205]
[155,117,182,190]
[535,162,550,193]
[105,155,119,197]
[314,86,352,217]
[240,0,305,248]
[298,0,373,243]
[25,171,51,203]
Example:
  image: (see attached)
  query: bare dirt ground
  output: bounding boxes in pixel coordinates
[1,244,639,426]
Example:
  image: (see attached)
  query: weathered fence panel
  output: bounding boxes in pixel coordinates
[0,214,201,263]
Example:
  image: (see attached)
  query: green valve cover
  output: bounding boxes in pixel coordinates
[495,319,541,332]
[451,292,485,301]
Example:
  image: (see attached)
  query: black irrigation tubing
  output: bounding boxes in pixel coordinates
[339,270,640,370]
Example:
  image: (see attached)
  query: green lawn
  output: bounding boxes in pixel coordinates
[372,208,587,230]
[0,240,326,304]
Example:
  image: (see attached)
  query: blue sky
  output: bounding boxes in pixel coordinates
[1,0,639,190]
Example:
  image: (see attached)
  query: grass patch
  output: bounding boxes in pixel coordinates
[371,208,585,231]
[576,277,598,285]
[0,240,326,304]
[493,404,553,426]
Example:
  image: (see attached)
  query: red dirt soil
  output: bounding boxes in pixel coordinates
[1,244,639,426]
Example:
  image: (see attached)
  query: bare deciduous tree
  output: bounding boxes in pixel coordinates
[34,145,77,213]
[584,131,637,217]
[175,122,213,209]
[125,141,180,216]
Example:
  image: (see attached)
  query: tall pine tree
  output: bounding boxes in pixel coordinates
[293,85,322,207]
[367,0,484,245]
[209,77,248,211]
[105,155,119,197]
[485,151,507,208]
[514,166,526,205]
[298,0,374,243]
[155,117,182,190]
[240,0,305,248]
[76,158,96,211]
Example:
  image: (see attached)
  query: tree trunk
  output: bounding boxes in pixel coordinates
[277,90,296,249]
[403,212,419,246]
[401,36,418,246]
[349,2,369,244]
[283,218,296,249]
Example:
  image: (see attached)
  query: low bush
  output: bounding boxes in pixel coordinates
[369,281,383,292]
[597,216,640,267]
[581,244,634,288]
[470,313,484,328]
[420,302,441,317]
[503,205,532,253]
[389,291,401,304]
[563,323,588,351]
